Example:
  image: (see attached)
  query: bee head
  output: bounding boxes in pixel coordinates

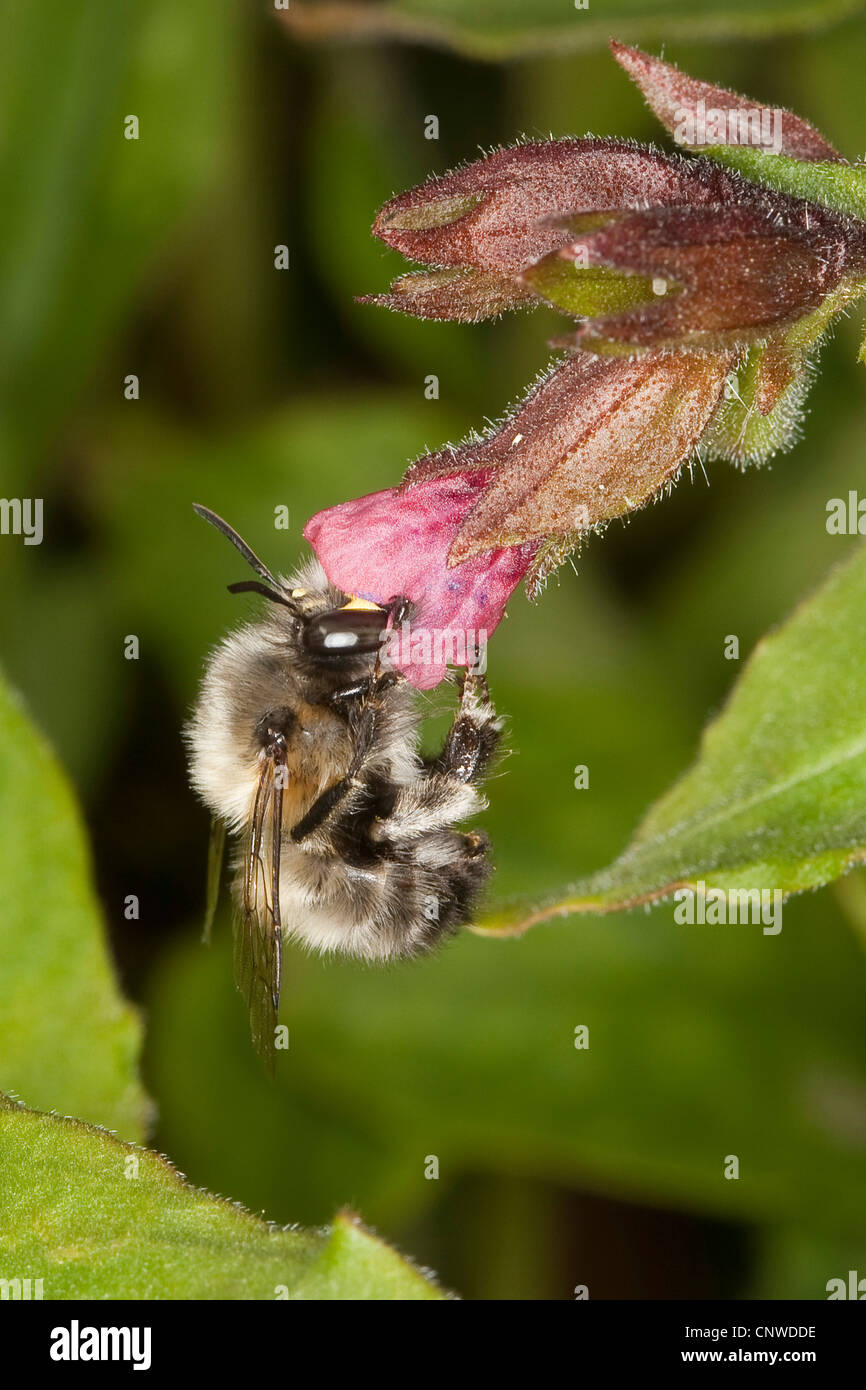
[301,596,388,660]
[193,504,394,662]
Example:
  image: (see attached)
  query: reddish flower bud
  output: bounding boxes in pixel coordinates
[549,196,866,352]
[321,44,866,688]
[366,137,866,342]
[405,350,734,569]
[370,138,743,279]
[357,267,535,322]
[364,41,866,357]
[304,349,733,688]
[610,40,842,164]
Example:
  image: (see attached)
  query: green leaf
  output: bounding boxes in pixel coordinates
[700,145,866,221]
[280,0,866,61]
[479,544,866,932]
[0,669,148,1140]
[0,1096,444,1299]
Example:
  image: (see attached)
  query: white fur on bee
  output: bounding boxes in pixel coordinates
[186,558,498,963]
[373,777,485,840]
[218,821,479,960]
[186,625,297,831]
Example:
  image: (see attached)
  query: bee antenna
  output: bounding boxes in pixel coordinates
[227,580,296,611]
[193,504,282,589]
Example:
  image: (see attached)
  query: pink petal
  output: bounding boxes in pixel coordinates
[304,474,537,689]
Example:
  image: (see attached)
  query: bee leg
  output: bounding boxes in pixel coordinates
[290,692,384,843]
[387,595,414,625]
[328,670,399,706]
[428,671,503,786]
[365,675,502,846]
[290,777,353,842]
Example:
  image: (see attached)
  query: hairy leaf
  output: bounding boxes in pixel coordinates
[0,670,148,1139]
[477,544,866,932]
[0,1096,444,1299]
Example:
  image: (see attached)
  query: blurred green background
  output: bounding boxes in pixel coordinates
[2,0,866,1299]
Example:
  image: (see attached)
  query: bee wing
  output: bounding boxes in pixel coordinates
[232,899,281,1076]
[234,759,285,1075]
[202,817,227,944]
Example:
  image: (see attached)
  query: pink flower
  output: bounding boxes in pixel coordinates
[303,472,538,689]
[305,350,732,689]
[306,42,866,694]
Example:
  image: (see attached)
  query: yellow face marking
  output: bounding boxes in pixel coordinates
[291,587,308,598]
[341,595,385,613]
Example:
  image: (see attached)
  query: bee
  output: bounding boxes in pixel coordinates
[185,506,503,1069]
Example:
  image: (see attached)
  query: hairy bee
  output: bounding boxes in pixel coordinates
[185,506,502,1069]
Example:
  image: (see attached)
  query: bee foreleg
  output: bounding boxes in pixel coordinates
[327,670,399,707]
[291,694,383,842]
[427,671,503,785]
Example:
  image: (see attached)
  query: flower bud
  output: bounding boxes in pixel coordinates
[610,40,842,163]
[305,348,734,688]
[317,42,866,688]
[542,195,866,353]
[370,138,743,282]
[702,342,812,466]
[405,349,734,570]
[358,267,535,322]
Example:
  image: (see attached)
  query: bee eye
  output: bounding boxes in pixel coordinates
[303,608,386,657]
